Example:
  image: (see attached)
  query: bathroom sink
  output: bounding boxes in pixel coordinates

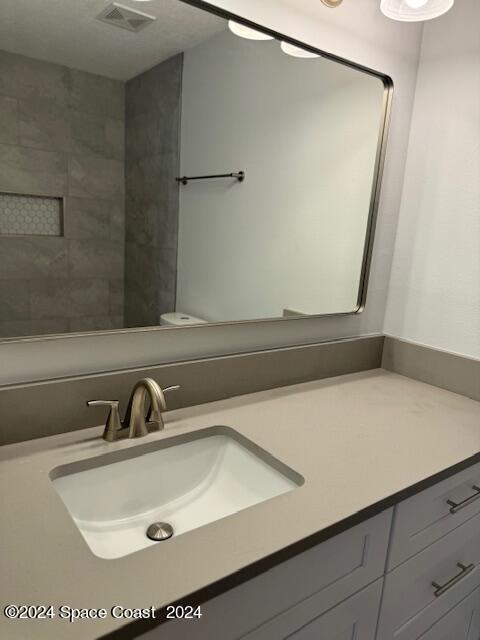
[50,427,303,559]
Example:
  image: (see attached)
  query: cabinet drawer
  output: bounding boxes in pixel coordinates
[417,586,480,640]
[243,579,383,640]
[146,509,392,640]
[377,511,480,640]
[389,462,480,569]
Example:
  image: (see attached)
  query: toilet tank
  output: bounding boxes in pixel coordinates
[160,312,207,327]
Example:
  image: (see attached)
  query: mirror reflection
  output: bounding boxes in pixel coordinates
[0,0,388,338]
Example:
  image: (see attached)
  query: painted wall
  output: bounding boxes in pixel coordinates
[177,30,385,322]
[0,0,423,384]
[384,0,480,358]
[0,50,125,339]
[124,54,183,328]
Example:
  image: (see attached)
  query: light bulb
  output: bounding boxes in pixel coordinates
[405,0,428,7]
[380,0,454,22]
[280,42,320,59]
[228,20,273,41]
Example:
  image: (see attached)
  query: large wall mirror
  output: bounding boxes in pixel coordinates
[0,0,391,339]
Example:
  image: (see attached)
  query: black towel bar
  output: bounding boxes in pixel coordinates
[176,171,245,186]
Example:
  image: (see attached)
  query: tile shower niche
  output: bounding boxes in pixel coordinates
[0,193,63,237]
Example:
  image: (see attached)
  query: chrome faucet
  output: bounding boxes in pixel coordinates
[87,378,180,442]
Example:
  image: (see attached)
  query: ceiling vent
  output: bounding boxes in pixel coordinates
[97,3,156,33]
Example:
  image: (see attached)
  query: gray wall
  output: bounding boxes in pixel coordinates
[0,50,125,338]
[124,54,183,328]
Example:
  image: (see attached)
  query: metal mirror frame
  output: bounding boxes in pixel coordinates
[0,0,393,345]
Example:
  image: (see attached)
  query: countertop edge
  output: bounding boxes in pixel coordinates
[98,451,480,640]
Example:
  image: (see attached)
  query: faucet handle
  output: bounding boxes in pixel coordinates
[161,385,181,409]
[147,385,181,424]
[163,384,181,394]
[87,400,122,442]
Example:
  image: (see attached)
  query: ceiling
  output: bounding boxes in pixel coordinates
[0,0,226,81]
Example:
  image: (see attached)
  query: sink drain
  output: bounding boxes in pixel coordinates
[146,522,174,542]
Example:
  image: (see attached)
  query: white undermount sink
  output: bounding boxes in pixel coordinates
[51,427,303,559]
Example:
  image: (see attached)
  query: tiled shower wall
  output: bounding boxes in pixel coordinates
[124,54,182,327]
[0,50,125,338]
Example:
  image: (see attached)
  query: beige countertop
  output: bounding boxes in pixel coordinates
[1,369,479,639]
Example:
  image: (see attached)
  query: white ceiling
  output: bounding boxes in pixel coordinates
[0,0,226,81]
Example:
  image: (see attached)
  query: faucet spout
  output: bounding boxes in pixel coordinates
[124,379,181,438]
[124,378,164,438]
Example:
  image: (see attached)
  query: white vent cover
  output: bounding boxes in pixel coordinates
[97,3,156,33]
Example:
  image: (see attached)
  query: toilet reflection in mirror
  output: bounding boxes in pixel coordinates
[160,313,207,328]
[0,0,390,340]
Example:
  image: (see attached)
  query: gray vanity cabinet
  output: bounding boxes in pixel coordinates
[143,463,480,640]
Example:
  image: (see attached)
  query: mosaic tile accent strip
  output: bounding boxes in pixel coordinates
[0,193,63,236]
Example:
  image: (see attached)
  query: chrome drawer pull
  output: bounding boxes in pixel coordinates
[432,562,475,597]
[447,485,480,514]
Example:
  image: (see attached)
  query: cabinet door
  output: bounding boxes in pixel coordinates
[244,580,383,640]
[285,580,382,640]
[144,510,392,640]
[417,587,480,640]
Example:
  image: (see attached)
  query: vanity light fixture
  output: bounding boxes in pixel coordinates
[320,0,344,6]
[228,20,274,41]
[380,0,454,21]
[280,42,320,59]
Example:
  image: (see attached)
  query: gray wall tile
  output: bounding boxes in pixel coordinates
[68,154,124,200]
[0,237,69,279]
[68,315,124,332]
[0,317,69,339]
[11,53,70,104]
[125,152,178,203]
[68,239,123,279]
[29,279,72,319]
[68,109,108,158]
[126,54,183,119]
[105,118,125,161]
[158,248,177,293]
[109,201,125,244]
[68,68,125,119]
[19,96,70,151]
[65,197,111,240]
[29,278,110,319]
[0,51,18,97]
[69,279,110,318]
[0,50,125,339]
[0,144,68,196]
[0,279,30,321]
[109,278,124,316]
[69,110,124,160]
[158,290,176,317]
[124,54,182,327]
[124,241,160,327]
[0,319,33,338]
[0,96,19,144]
[126,107,180,160]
